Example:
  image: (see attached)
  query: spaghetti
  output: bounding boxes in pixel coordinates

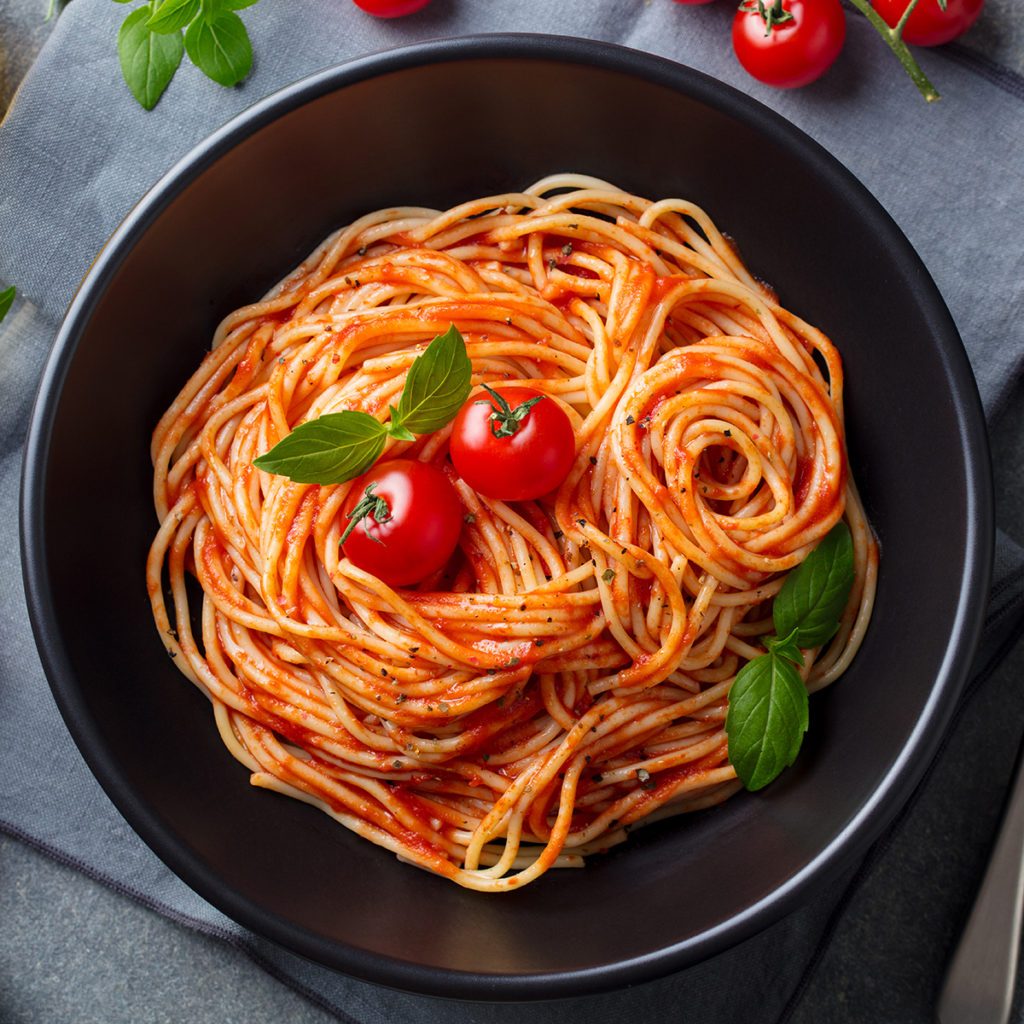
[148,175,878,891]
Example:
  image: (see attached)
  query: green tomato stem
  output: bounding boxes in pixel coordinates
[339,483,391,547]
[480,383,544,439]
[739,0,795,36]
[894,0,921,33]
[846,0,941,102]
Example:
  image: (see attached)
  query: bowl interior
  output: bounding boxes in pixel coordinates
[24,41,990,998]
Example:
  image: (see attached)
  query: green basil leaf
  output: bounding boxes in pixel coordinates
[184,8,252,87]
[725,652,809,791]
[773,521,855,649]
[148,0,201,33]
[392,325,473,436]
[219,0,260,8]
[386,409,416,443]
[764,631,804,667]
[118,5,184,110]
[0,286,14,325]
[253,411,387,484]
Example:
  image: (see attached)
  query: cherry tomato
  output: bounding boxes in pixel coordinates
[732,0,846,89]
[870,0,983,46]
[352,0,430,16]
[339,459,463,587]
[450,386,576,502]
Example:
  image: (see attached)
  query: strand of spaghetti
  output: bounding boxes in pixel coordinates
[148,180,878,890]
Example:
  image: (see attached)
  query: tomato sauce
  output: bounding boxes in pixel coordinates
[648,274,689,304]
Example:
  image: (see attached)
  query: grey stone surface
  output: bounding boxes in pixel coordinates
[0,1,53,112]
[2,2,1023,1023]
[1,0,1021,115]
[0,833,339,1024]
[962,0,1024,75]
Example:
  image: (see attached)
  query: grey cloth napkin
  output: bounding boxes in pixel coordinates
[2,2,1024,1022]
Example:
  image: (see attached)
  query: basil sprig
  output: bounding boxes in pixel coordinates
[253,411,389,485]
[253,325,471,486]
[114,0,258,111]
[117,4,184,111]
[0,286,14,325]
[725,521,855,791]
[392,325,475,437]
[726,652,808,792]
[146,0,200,32]
[773,522,857,648]
[183,7,253,88]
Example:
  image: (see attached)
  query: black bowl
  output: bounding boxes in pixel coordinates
[21,35,992,1000]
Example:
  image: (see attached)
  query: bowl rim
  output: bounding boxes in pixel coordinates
[20,33,994,1000]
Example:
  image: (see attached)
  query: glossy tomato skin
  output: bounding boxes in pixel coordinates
[732,0,846,88]
[871,0,983,45]
[450,387,576,502]
[352,0,430,17]
[340,459,462,587]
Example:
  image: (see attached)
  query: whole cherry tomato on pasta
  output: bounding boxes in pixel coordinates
[339,460,463,587]
[732,0,846,88]
[351,0,430,16]
[870,0,983,46]
[450,386,576,502]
